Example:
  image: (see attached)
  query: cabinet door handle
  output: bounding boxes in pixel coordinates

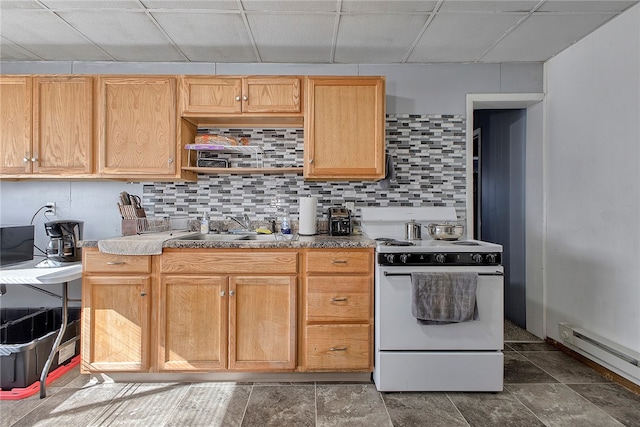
[23,157,30,163]
[168,158,173,164]
[220,291,225,297]
[235,96,241,101]
[309,159,314,164]
[106,261,125,265]
[243,95,248,101]
[331,260,348,264]
[331,297,348,302]
[140,292,147,297]
[329,346,348,351]
[31,157,38,162]
[230,290,235,296]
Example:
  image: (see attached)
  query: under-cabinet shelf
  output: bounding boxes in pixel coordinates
[182,166,303,175]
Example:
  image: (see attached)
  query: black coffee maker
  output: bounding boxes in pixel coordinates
[41,220,83,266]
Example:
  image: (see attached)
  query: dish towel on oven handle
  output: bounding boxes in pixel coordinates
[410,272,479,324]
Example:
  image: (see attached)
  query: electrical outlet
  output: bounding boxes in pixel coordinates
[45,202,56,216]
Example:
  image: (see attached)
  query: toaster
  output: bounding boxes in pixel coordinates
[328,207,351,236]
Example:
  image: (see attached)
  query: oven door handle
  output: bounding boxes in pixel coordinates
[383,271,504,277]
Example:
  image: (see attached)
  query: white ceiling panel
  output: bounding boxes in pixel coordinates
[40,0,141,8]
[243,0,336,12]
[0,0,637,64]
[438,0,540,12]
[141,0,239,10]
[247,13,335,63]
[482,12,617,62]
[152,12,257,62]
[57,10,185,61]
[409,12,527,63]
[0,9,112,60]
[537,1,638,12]
[341,0,438,13]
[335,13,428,63]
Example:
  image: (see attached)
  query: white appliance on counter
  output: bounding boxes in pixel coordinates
[361,207,504,392]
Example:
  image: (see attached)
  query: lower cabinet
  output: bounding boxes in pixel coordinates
[157,249,297,372]
[81,250,152,372]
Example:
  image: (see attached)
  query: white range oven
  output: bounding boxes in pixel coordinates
[361,207,504,392]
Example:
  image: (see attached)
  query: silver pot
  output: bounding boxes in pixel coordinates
[404,220,422,240]
[426,222,464,240]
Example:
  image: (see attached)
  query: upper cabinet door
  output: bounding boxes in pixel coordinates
[97,76,177,177]
[304,76,386,180]
[0,76,32,174]
[32,76,93,175]
[242,77,301,113]
[180,77,243,115]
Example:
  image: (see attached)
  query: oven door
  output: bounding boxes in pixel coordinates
[376,265,504,351]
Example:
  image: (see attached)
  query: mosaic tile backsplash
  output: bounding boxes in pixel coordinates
[143,114,467,223]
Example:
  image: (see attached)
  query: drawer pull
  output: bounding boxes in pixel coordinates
[331,297,348,302]
[106,261,125,265]
[329,346,348,352]
[331,260,348,264]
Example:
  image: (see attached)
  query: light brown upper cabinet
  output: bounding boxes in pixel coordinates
[180,76,302,115]
[0,75,93,176]
[97,76,185,179]
[304,76,386,180]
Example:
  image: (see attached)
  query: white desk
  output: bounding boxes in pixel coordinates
[0,260,82,398]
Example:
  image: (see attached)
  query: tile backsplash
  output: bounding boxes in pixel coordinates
[143,114,467,222]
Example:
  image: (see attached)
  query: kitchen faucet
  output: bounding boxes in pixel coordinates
[227,214,252,231]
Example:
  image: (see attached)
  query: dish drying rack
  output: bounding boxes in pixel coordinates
[185,144,263,168]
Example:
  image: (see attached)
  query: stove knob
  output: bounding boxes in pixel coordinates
[486,253,497,263]
[385,254,395,264]
[434,253,446,263]
[399,254,409,263]
[471,253,483,263]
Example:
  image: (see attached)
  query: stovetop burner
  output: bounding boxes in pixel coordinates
[375,238,415,247]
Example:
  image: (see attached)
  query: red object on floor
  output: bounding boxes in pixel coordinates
[0,355,80,400]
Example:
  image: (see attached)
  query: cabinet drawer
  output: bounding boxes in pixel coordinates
[306,324,371,371]
[306,276,371,322]
[306,250,372,274]
[161,250,297,274]
[84,251,151,274]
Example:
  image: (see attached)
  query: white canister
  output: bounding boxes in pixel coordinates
[298,196,318,235]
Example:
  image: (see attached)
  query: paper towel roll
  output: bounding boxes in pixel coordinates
[298,196,318,235]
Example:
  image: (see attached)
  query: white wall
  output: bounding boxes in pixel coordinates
[544,4,640,353]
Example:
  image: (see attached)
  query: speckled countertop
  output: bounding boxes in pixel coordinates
[82,231,376,251]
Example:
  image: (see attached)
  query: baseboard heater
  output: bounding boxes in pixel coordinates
[558,322,640,385]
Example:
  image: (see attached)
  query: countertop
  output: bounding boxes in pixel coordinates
[81,231,376,253]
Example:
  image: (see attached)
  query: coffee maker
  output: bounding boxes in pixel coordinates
[36,220,83,267]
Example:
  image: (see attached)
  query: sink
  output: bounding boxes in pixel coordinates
[170,233,244,241]
[239,234,298,241]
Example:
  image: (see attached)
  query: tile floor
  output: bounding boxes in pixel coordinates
[2,322,639,427]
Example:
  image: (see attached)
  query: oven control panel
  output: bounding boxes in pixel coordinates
[378,252,501,266]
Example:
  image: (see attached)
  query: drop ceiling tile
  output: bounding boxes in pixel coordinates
[335,13,428,63]
[438,0,540,13]
[151,12,257,62]
[0,9,112,60]
[58,10,185,61]
[341,0,438,13]
[0,39,42,60]
[247,13,334,62]
[537,1,638,12]
[242,0,336,12]
[481,12,617,62]
[0,0,43,9]
[408,12,526,62]
[141,0,238,10]
[39,0,141,9]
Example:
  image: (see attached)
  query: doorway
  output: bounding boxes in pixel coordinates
[473,109,527,328]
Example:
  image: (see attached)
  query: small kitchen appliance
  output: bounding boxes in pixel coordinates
[37,220,83,267]
[328,207,351,236]
[361,207,504,392]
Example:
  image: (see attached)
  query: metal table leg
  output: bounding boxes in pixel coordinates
[39,282,68,398]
